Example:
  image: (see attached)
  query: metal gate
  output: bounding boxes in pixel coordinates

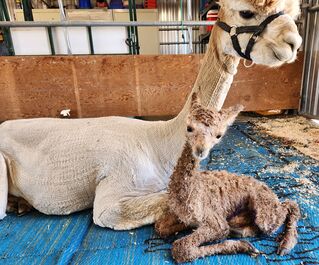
[300,1,319,118]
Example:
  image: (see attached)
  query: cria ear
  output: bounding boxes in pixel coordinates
[220,104,244,126]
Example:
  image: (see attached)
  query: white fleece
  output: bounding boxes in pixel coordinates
[0,41,239,229]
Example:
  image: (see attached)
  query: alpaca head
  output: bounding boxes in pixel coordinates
[186,93,243,160]
[214,0,302,67]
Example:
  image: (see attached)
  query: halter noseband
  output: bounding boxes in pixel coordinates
[216,11,284,60]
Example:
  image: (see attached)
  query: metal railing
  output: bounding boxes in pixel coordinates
[0,20,216,27]
[300,2,319,118]
[0,20,215,56]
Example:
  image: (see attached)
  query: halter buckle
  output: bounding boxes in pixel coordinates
[251,35,258,41]
[229,26,237,37]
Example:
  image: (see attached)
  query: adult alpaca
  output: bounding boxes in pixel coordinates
[0,0,302,229]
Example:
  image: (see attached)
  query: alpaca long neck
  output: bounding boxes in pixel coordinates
[168,142,199,192]
[176,28,240,121]
[146,29,240,189]
[157,29,240,160]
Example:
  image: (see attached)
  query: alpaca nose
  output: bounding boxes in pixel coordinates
[284,33,302,53]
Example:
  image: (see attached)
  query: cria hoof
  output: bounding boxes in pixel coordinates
[277,247,291,256]
[241,241,260,256]
[277,236,297,256]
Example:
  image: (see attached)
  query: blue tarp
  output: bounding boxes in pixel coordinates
[0,121,318,265]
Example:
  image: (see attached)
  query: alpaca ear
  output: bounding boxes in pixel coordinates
[220,104,244,126]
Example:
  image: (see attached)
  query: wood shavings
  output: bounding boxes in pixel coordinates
[253,116,319,160]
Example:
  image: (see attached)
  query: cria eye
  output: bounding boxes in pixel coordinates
[187,126,193,133]
[216,134,222,139]
[239,10,255,19]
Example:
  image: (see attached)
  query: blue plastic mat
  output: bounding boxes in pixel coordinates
[0,121,318,265]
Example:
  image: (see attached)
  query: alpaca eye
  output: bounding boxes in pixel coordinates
[239,10,255,19]
[216,134,222,139]
[187,126,193,133]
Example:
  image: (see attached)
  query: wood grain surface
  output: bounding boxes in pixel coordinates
[0,54,303,120]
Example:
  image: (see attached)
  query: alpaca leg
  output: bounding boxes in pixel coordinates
[172,218,259,263]
[250,195,287,235]
[115,191,169,230]
[228,211,260,238]
[172,216,230,263]
[0,153,8,219]
[277,200,300,256]
[199,240,260,258]
[7,195,33,216]
[6,195,17,213]
[155,212,188,238]
[93,176,168,230]
[172,225,228,263]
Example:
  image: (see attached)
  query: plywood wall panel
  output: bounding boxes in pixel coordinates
[136,55,201,116]
[0,54,303,120]
[225,55,303,110]
[73,56,138,117]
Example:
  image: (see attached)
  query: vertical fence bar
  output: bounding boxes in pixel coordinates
[47,26,55,55]
[126,26,133,55]
[1,0,10,20]
[128,0,136,54]
[22,0,34,21]
[0,0,14,55]
[132,0,140,54]
[300,1,319,118]
[87,26,94,55]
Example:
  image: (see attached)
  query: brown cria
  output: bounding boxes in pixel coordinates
[155,93,301,263]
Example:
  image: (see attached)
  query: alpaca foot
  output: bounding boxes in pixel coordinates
[277,231,298,256]
[236,240,260,257]
[7,195,33,216]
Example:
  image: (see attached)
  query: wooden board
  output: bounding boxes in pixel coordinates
[0,54,304,120]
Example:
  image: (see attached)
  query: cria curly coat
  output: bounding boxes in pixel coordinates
[155,93,300,263]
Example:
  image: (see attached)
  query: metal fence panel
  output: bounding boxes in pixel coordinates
[158,0,200,54]
[300,1,319,118]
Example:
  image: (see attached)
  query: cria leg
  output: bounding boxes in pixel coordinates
[172,217,259,263]
[277,200,300,256]
[0,153,8,219]
[250,194,300,254]
[155,212,188,238]
[228,211,260,238]
[93,176,168,230]
[251,194,287,235]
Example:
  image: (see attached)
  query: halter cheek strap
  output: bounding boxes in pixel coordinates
[216,11,284,60]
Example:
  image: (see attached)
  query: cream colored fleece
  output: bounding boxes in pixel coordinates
[0,39,239,230]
